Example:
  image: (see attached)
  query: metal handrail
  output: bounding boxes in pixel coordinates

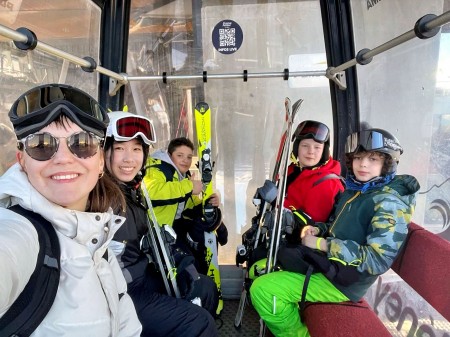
[0,10,449,94]
[327,11,450,76]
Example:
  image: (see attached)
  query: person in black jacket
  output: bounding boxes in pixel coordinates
[104,111,218,337]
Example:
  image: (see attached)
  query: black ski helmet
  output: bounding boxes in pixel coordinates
[345,128,403,173]
[292,120,330,165]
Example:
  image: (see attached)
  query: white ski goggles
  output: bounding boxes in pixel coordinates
[106,114,156,145]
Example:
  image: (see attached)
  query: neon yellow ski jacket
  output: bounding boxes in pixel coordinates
[143,150,201,227]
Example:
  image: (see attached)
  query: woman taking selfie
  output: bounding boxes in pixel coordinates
[0,84,141,336]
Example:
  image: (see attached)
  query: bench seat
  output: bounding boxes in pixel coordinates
[303,222,450,336]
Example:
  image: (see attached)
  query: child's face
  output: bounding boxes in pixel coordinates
[106,139,144,183]
[297,138,324,167]
[170,145,193,175]
[352,151,384,182]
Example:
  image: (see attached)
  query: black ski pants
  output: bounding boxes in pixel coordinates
[128,269,218,337]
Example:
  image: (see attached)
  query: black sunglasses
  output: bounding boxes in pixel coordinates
[18,131,102,161]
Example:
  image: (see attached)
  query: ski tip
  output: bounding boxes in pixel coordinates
[292,98,304,118]
[284,97,292,119]
[284,97,291,108]
[292,98,304,107]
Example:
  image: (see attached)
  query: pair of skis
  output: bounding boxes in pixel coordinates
[194,102,224,316]
[266,97,303,274]
[234,97,303,330]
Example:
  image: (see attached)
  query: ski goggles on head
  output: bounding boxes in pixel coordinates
[293,120,330,143]
[9,84,108,139]
[345,130,403,154]
[18,131,102,161]
[107,114,156,145]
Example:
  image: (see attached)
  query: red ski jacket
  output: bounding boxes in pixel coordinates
[283,158,344,222]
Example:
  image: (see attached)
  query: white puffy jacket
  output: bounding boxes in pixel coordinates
[0,163,142,337]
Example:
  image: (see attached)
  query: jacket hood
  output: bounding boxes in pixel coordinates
[382,174,420,200]
[151,148,185,178]
[0,163,124,240]
[364,174,420,217]
[0,164,141,336]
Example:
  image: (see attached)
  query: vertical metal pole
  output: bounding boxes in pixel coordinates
[319,0,359,173]
[99,0,131,109]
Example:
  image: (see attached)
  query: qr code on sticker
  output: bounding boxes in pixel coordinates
[219,28,236,47]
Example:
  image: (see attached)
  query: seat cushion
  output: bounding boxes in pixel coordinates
[304,299,391,337]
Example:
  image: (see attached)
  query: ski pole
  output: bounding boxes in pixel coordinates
[141,181,181,298]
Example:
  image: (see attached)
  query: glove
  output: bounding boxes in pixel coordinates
[262,209,275,233]
[171,246,195,273]
[277,244,316,274]
[242,216,259,245]
[302,248,360,287]
[283,208,314,243]
[176,264,200,299]
[216,222,228,246]
[171,245,200,298]
[291,208,315,228]
[254,180,278,204]
[330,260,360,287]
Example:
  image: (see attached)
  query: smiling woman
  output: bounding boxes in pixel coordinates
[18,119,105,210]
[0,83,141,336]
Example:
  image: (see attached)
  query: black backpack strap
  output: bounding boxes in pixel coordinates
[299,265,314,323]
[312,173,345,187]
[286,166,301,189]
[149,161,176,182]
[0,205,60,337]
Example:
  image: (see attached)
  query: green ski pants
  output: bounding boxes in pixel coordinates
[250,271,349,337]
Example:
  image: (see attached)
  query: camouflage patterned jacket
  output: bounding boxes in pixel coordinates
[315,174,420,301]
